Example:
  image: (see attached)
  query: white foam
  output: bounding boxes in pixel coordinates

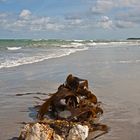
[86,42,96,46]
[7,47,22,50]
[136,60,140,63]
[73,40,84,42]
[118,60,133,64]
[87,41,140,49]
[92,59,140,65]
[0,47,88,69]
[60,42,84,48]
[102,60,140,64]
[95,41,140,46]
[109,60,140,64]
[32,39,43,41]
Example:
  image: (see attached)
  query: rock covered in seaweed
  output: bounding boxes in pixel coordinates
[19,122,88,140]
[19,74,108,140]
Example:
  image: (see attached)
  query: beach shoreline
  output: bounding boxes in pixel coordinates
[0,46,140,139]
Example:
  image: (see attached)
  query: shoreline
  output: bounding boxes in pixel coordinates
[0,48,140,139]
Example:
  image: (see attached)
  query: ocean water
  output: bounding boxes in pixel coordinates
[0,39,140,69]
[0,39,88,69]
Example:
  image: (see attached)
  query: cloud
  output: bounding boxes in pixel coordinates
[91,0,140,15]
[91,0,114,14]
[117,0,140,7]
[19,9,31,20]
[0,13,9,29]
[0,9,65,32]
[1,1,140,37]
[0,13,8,18]
[114,6,140,28]
[29,17,64,31]
[115,20,135,28]
[29,16,64,31]
[89,0,140,29]
[65,18,83,27]
[98,16,113,29]
[71,19,82,25]
[65,14,82,20]
[63,14,84,29]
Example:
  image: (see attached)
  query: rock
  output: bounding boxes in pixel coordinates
[19,123,54,140]
[19,122,89,140]
[18,74,108,140]
[67,124,89,140]
[53,133,64,140]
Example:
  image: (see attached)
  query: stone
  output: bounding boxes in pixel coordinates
[19,123,54,140]
[67,124,89,140]
[53,133,64,140]
[19,123,89,140]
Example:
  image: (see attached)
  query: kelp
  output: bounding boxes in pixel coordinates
[37,74,108,139]
[16,92,47,96]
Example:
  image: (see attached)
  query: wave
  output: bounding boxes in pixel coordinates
[7,47,22,50]
[31,39,44,41]
[86,41,140,47]
[86,42,97,46]
[73,40,84,42]
[101,60,140,64]
[0,47,88,69]
[60,42,84,48]
[118,60,140,64]
[3,40,139,50]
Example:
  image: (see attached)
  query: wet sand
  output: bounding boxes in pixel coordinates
[0,47,140,140]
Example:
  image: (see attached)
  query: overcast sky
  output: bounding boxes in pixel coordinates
[0,0,140,39]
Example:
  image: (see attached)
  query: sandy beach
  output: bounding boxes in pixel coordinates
[0,45,140,140]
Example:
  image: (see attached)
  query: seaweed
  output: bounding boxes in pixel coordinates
[37,74,108,138]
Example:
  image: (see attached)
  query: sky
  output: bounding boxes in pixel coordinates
[0,0,140,40]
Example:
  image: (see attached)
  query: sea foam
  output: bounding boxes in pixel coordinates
[7,47,22,50]
[0,47,88,69]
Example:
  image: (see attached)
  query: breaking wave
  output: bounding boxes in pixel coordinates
[0,47,88,69]
[60,42,84,48]
[0,39,140,69]
[7,47,22,50]
[87,41,140,48]
[100,60,140,65]
[117,60,140,64]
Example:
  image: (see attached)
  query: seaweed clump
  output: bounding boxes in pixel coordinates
[36,74,108,139]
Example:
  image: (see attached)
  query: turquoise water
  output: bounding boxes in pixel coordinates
[0,39,140,69]
[0,39,88,69]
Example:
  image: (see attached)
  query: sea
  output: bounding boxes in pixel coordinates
[0,39,140,69]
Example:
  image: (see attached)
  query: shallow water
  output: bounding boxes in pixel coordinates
[0,40,140,139]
